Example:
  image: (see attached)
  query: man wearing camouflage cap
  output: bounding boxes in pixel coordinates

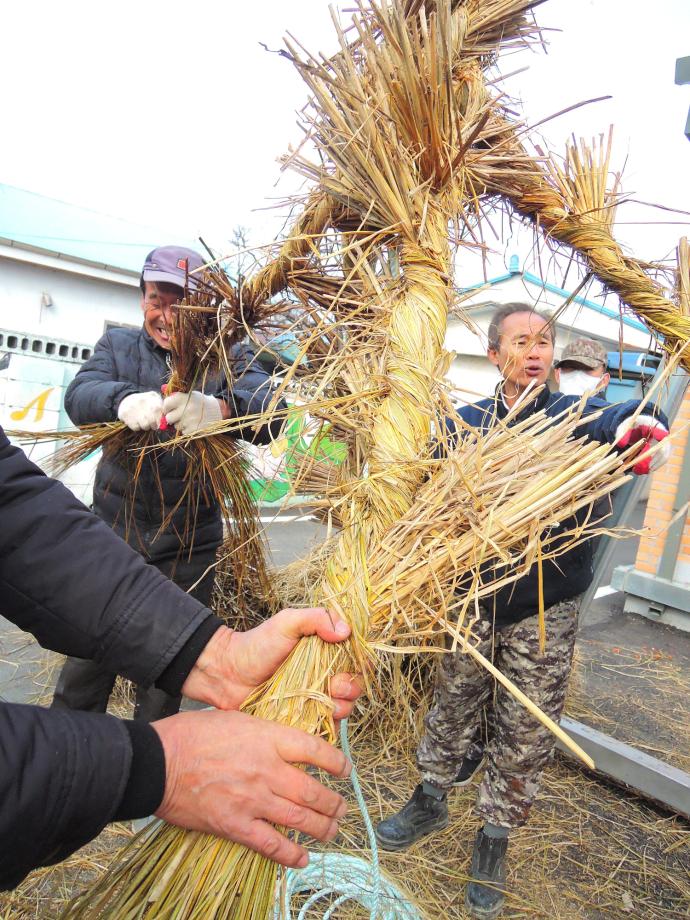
[554,336,610,398]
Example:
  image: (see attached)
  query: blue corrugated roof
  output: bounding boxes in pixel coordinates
[0,183,198,274]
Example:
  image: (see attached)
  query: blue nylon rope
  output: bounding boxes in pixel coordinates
[275,719,424,920]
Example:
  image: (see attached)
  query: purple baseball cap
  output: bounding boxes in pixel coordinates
[141,245,205,290]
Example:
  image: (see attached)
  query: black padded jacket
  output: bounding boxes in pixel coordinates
[64,327,283,562]
[0,426,222,889]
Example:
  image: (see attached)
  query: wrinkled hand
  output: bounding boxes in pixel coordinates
[182,608,362,718]
[153,709,351,867]
[162,390,223,435]
[117,391,164,431]
[615,414,671,475]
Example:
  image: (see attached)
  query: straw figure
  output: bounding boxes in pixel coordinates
[49,1,690,918]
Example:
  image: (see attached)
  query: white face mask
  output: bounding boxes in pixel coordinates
[558,369,603,397]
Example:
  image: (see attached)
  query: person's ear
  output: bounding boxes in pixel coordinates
[554,368,561,385]
[487,347,500,369]
[600,371,610,389]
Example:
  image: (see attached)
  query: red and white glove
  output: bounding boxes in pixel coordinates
[615,414,671,475]
[162,390,223,436]
[117,391,164,431]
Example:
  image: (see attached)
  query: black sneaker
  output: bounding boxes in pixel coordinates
[374,783,449,852]
[464,828,508,919]
[452,752,486,787]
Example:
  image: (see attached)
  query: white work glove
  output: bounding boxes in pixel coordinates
[117,391,164,431]
[615,414,671,475]
[162,390,223,436]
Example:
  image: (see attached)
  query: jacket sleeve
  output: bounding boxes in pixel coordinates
[0,703,133,889]
[64,332,141,425]
[572,396,670,444]
[217,343,286,445]
[0,427,216,688]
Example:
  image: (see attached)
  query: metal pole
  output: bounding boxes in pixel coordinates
[558,717,690,819]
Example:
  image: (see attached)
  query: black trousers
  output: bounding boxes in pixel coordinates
[51,551,216,722]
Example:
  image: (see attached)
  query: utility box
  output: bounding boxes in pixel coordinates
[605,350,661,403]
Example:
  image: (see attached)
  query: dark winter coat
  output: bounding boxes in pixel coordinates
[0,425,220,889]
[445,386,668,628]
[64,327,283,564]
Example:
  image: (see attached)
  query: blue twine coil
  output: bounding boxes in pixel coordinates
[275,719,424,920]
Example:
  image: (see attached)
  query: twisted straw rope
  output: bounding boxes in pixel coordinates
[482,139,690,366]
[243,193,335,305]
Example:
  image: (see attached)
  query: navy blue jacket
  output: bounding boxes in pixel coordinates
[65,327,284,565]
[446,385,667,628]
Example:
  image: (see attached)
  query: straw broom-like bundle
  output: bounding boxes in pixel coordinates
[66,4,463,911]
[62,2,689,917]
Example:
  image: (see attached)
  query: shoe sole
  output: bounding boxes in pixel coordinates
[374,815,449,852]
[452,757,486,788]
[464,888,505,920]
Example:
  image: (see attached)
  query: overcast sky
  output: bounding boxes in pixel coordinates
[2,0,689,277]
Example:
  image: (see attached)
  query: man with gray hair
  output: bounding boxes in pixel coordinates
[376,302,670,919]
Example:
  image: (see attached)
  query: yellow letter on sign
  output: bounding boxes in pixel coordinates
[10,387,54,423]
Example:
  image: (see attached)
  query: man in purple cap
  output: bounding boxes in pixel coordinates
[52,245,283,721]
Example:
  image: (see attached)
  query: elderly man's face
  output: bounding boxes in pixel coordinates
[141,282,183,350]
[488,311,554,399]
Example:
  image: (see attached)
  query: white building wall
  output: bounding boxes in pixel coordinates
[446,353,500,404]
[0,248,141,346]
[0,249,143,502]
[0,348,99,504]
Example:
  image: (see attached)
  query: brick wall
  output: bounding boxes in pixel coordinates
[635,388,690,580]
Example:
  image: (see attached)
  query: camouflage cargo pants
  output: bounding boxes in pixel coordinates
[416,597,579,828]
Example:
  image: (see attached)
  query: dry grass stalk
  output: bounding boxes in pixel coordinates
[678,237,690,317]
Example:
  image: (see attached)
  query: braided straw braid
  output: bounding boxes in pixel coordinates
[477,132,690,365]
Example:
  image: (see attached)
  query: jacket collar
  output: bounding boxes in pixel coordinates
[142,326,171,362]
[492,382,551,423]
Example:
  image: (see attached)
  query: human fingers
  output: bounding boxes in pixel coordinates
[274,723,352,780]
[270,606,351,644]
[269,759,348,823]
[627,424,657,445]
[240,819,309,869]
[330,673,363,720]
[648,435,671,472]
[146,405,164,430]
[162,391,186,424]
[633,429,671,475]
[265,792,340,843]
